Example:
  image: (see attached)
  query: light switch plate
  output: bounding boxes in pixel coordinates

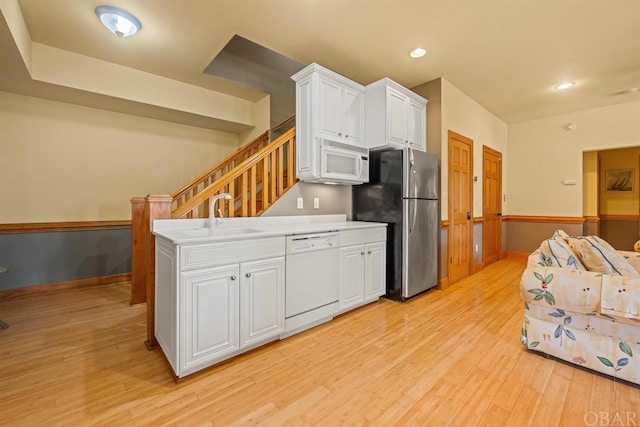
[313,198,319,209]
[296,197,303,209]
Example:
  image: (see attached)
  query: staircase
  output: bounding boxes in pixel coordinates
[171,126,296,220]
[130,125,297,347]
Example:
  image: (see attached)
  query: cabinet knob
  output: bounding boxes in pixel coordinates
[345,134,349,138]
[245,273,251,278]
[368,250,372,254]
[338,132,342,136]
[230,275,237,281]
[361,251,365,255]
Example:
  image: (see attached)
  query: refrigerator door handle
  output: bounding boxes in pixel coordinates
[412,199,417,234]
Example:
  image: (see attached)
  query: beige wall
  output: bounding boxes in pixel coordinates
[583,151,599,217]
[599,146,640,216]
[413,78,508,220]
[439,79,508,220]
[507,101,640,217]
[0,91,242,223]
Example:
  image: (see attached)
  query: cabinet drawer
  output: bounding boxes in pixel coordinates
[180,236,285,270]
[340,227,386,246]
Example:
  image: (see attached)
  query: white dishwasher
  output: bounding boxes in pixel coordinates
[284,232,340,336]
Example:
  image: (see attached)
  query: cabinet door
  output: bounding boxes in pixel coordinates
[240,257,285,348]
[407,98,426,151]
[317,76,343,141]
[339,245,365,311]
[343,86,365,146]
[364,242,386,301]
[182,265,239,370]
[296,76,314,177]
[386,87,408,146]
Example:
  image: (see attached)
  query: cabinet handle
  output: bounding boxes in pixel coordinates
[230,275,236,281]
[245,273,251,278]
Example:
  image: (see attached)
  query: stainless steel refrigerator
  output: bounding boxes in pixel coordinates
[352,148,439,300]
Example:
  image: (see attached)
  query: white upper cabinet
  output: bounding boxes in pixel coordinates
[366,78,427,151]
[293,63,365,148]
[292,63,369,184]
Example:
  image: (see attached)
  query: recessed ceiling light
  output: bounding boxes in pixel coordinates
[409,48,427,58]
[95,6,141,37]
[555,82,575,90]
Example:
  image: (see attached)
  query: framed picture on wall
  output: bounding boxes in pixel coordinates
[605,168,634,193]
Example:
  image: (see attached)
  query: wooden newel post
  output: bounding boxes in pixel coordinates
[144,195,172,350]
[131,194,172,350]
[130,197,147,306]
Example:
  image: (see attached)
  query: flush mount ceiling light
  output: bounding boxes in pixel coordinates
[555,82,575,90]
[95,6,141,37]
[409,48,427,58]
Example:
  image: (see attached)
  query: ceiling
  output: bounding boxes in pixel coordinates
[3,0,640,126]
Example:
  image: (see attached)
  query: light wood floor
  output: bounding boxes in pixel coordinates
[1,257,638,426]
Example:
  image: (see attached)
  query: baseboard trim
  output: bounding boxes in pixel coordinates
[505,251,529,260]
[437,277,450,290]
[0,273,131,301]
[472,262,484,274]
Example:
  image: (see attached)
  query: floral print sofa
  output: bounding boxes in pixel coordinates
[520,231,640,385]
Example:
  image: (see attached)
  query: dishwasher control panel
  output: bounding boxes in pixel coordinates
[286,232,340,254]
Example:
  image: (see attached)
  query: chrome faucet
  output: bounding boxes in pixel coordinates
[210,193,232,225]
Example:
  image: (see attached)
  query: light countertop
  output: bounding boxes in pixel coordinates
[153,214,387,244]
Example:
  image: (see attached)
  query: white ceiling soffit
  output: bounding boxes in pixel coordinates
[3,0,640,126]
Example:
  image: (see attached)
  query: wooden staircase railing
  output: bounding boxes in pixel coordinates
[171,126,296,220]
[130,126,297,349]
[172,130,270,216]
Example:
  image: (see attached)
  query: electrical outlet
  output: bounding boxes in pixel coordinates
[313,198,319,209]
[296,198,303,209]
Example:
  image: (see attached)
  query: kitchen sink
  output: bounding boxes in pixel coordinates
[180,227,264,238]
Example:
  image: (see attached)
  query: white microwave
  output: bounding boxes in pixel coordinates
[318,139,369,184]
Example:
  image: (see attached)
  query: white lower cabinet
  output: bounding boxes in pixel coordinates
[240,258,285,348]
[155,225,386,379]
[339,227,387,313]
[155,236,285,379]
[364,241,386,300]
[339,245,366,310]
[182,264,239,368]
[181,258,285,370]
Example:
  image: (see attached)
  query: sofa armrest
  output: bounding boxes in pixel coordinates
[601,274,640,321]
[520,266,602,313]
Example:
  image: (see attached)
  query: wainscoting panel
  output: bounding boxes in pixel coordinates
[0,225,132,290]
[504,216,583,253]
[600,216,639,251]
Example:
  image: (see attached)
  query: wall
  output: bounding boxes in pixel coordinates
[598,146,640,250]
[0,227,131,290]
[599,146,640,215]
[0,91,257,290]
[262,182,352,218]
[412,78,508,279]
[507,101,640,252]
[0,91,242,223]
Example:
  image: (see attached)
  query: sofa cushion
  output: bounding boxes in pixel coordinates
[551,229,570,241]
[619,250,640,276]
[601,275,640,321]
[539,238,586,270]
[567,236,640,277]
